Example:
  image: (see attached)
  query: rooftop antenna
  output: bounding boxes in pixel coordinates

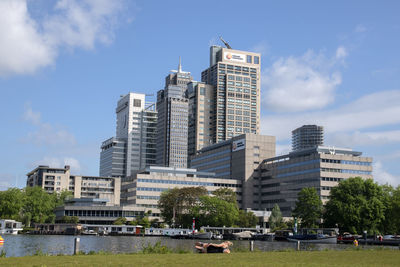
[219,36,232,49]
[178,56,182,73]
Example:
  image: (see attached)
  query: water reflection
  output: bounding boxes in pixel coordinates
[0,235,371,258]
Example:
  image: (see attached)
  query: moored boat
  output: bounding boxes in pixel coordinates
[0,219,23,235]
[287,234,337,244]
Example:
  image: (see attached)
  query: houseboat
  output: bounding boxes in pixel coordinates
[0,219,23,235]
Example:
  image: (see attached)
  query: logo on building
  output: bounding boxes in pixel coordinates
[224,51,245,63]
[232,139,245,152]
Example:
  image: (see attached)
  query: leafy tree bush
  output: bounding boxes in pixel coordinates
[269,204,287,231]
[324,177,385,234]
[292,187,323,228]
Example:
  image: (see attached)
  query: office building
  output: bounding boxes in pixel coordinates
[156,60,192,168]
[100,137,127,178]
[100,93,157,177]
[257,146,373,217]
[292,125,324,151]
[121,166,242,210]
[26,165,121,205]
[190,133,276,209]
[201,45,261,143]
[187,81,214,156]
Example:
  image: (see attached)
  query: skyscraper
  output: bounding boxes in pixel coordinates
[292,125,324,151]
[156,59,192,168]
[100,93,157,177]
[201,45,261,144]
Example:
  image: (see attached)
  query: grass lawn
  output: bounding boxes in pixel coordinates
[0,250,400,266]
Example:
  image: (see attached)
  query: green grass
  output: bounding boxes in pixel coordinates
[0,250,400,266]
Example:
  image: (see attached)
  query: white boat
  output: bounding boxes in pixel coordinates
[0,219,23,235]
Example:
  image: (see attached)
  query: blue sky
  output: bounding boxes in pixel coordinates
[0,0,399,189]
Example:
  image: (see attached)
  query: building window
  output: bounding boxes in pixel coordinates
[133,99,141,107]
[247,55,252,63]
[200,87,205,96]
[254,56,259,64]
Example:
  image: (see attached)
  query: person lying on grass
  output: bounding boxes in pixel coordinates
[195,241,233,253]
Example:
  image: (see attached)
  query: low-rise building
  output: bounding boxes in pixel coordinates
[26,165,121,205]
[257,146,373,217]
[121,166,242,210]
[190,133,275,209]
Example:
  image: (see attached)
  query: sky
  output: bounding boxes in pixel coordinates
[0,0,399,189]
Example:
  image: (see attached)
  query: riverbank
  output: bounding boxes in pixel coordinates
[1,250,400,266]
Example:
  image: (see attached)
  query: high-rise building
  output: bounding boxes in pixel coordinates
[156,60,192,168]
[187,81,214,157]
[201,45,261,144]
[100,93,157,177]
[292,125,324,151]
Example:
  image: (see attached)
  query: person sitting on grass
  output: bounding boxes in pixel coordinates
[195,241,233,253]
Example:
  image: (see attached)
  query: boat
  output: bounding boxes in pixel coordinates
[274,230,293,241]
[0,219,23,235]
[287,234,337,244]
[287,228,338,244]
[232,231,254,240]
[191,231,213,239]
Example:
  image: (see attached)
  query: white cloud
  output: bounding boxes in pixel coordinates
[336,46,347,60]
[250,41,269,55]
[35,156,81,173]
[0,0,128,77]
[373,161,400,186]
[327,130,400,148]
[355,24,367,33]
[22,104,76,146]
[261,90,400,141]
[261,49,343,112]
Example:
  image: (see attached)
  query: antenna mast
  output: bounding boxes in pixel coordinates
[219,36,232,49]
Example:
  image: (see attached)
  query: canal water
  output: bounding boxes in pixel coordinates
[0,235,359,257]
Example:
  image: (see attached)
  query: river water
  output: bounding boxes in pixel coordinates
[0,235,360,257]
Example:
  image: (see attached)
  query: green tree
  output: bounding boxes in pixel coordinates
[0,188,24,220]
[269,204,286,231]
[213,188,238,206]
[158,187,207,226]
[194,196,239,227]
[61,216,79,224]
[138,217,151,228]
[236,209,258,228]
[23,186,56,224]
[113,217,127,225]
[324,177,385,234]
[292,187,323,228]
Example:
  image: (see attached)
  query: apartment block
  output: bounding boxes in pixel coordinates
[292,125,324,151]
[26,165,121,205]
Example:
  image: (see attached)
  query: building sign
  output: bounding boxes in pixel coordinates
[232,139,245,152]
[224,51,246,63]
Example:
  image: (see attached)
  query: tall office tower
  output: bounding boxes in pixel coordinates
[201,45,261,143]
[156,60,192,168]
[100,93,157,177]
[187,81,214,157]
[292,125,324,151]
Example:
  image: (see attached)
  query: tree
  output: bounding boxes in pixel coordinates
[292,187,323,228]
[158,187,207,226]
[0,188,24,220]
[269,204,286,231]
[194,196,239,227]
[237,209,258,228]
[213,188,238,206]
[113,217,127,225]
[61,216,79,224]
[23,186,56,224]
[324,177,385,234]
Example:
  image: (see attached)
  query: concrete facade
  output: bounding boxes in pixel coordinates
[257,146,373,217]
[201,46,261,143]
[26,165,121,206]
[190,133,276,209]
